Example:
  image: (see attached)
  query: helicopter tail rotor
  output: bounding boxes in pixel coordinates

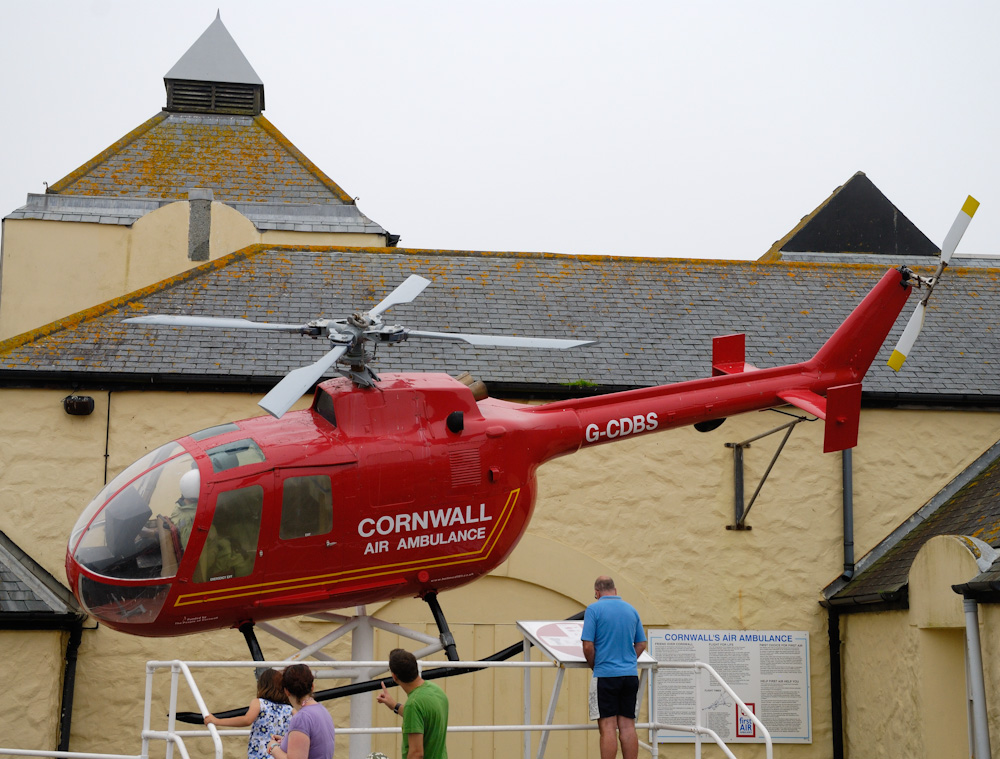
[888,195,979,371]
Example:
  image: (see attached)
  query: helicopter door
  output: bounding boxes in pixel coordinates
[191,481,266,584]
[264,467,354,594]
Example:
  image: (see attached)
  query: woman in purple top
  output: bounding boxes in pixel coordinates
[269,664,336,759]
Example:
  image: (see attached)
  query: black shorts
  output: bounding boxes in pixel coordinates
[596,675,639,719]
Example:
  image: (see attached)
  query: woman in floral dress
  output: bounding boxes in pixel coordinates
[205,668,293,759]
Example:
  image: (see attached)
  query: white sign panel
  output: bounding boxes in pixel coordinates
[517,620,657,665]
[648,629,811,744]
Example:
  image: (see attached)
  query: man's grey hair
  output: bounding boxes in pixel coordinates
[594,576,616,592]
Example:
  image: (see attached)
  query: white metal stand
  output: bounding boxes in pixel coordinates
[255,605,448,759]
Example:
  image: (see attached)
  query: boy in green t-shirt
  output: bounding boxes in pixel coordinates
[377,648,449,759]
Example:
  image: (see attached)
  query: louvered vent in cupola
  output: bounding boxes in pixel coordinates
[163,13,265,116]
[165,79,263,115]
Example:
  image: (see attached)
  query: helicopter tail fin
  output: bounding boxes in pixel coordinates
[777,383,862,452]
[711,333,758,376]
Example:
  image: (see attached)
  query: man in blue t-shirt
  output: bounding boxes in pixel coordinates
[581,575,647,759]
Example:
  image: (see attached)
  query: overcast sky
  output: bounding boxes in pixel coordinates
[2,1,998,260]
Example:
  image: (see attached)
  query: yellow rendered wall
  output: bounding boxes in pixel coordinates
[841,611,920,759]
[840,535,1000,759]
[843,612,975,759]
[0,219,132,339]
[261,230,386,247]
[0,631,67,749]
[1,388,999,757]
[978,604,1000,753]
[918,628,968,759]
[0,208,386,340]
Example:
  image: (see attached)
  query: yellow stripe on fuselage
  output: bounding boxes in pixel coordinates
[174,489,522,608]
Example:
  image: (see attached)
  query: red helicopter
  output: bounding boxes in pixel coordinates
[64,198,978,656]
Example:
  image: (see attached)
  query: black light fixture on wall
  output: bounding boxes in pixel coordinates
[63,395,95,416]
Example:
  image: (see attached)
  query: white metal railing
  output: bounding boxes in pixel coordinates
[0,657,771,759]
[653,661,773,759]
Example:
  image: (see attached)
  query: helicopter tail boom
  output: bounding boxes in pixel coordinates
[529,266,912,455]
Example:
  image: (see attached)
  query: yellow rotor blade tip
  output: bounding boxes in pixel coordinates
[887,350,907,372]
[963,196,980,218]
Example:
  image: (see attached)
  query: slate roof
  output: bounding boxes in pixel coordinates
[825,440,1000,607]
[43,112,352,205]
[0,531,85,628]
[4,13,386,236]
[6,112,384,234]
[0,246,998,401]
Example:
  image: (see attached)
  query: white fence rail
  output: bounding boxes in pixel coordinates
[0,658,771,759]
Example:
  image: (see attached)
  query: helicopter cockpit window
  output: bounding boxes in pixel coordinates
[194,485,263,582]
[189,423,241,442]
[206,439,265,473]
[70,441,184,551]
[280,475,333,539]
[71,452,197,581]
[315,391,337,427]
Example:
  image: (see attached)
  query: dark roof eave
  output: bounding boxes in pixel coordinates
[4,371,1000,409]
[820,585,909,613]
[952,580,1000,602]
[0,370,280,395]
[0,612,89,631]
[863,391,1000,409]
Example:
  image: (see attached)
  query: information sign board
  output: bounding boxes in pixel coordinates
[648,629,811,744]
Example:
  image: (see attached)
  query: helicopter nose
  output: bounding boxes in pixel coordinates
[66,442,199,628]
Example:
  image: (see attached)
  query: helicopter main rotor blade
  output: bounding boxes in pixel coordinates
[259,344,349,419]
[125,315,309,332]
[367,275,431,319]
[406,330,596,349]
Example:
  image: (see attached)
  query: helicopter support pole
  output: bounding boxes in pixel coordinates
[239,621,267,679]
[350,606,374,759]
[423,591,460,661]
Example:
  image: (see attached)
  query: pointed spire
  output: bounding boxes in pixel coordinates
[781,172,938,257]
[164,12,264,114]
[166,12,262,85]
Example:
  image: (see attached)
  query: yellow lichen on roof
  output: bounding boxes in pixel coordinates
[47,113,170,195]
[45,113,353,204]
[0,244,270,355]
[255,116,353,203]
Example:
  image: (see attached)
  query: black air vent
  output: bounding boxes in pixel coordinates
[165,79,264,115]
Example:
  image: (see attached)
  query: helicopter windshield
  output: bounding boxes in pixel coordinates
[72,452,198,581]
[70,442,184,552]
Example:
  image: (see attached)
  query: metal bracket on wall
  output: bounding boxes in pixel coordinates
[725,414,812,531]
